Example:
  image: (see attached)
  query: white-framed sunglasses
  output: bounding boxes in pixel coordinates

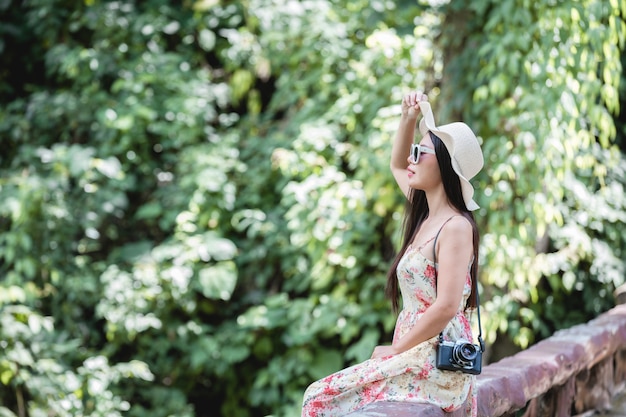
[409,143,436,164]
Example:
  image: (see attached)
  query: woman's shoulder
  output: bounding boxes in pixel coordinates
[442,214,473,233]
[435,215,474,258]
[437,215,473,244]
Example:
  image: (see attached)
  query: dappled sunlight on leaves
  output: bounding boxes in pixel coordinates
[0,0,625,416]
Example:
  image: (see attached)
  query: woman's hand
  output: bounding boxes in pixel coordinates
[370,345,399,360]
[401,90,428,120]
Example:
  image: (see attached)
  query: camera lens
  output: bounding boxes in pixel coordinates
[453,342,478,365]
[459,344,477,361]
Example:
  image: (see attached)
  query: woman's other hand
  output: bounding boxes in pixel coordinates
[370,345,399,360]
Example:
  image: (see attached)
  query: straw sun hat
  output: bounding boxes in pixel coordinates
[417,101,484,211]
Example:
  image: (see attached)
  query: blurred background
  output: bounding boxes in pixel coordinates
[0,0,625,416]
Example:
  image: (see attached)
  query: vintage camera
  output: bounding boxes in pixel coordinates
[436,338,482,375]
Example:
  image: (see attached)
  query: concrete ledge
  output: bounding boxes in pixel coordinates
[346,304,626,417]
[479,304,626,416]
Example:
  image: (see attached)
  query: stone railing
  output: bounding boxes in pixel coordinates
[348,287,626,417]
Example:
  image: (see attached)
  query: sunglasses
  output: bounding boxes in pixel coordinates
[409,143,436,164]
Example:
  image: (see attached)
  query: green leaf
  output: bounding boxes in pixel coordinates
[308,349,343,381]
[198,261,237,300]
[345,329,380,363]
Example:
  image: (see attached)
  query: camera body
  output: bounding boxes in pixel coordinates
[436,339,482,375]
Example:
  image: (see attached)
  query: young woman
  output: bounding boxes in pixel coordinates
[301,91,484,417]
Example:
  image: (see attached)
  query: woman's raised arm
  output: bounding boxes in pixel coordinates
[390,91,428,198]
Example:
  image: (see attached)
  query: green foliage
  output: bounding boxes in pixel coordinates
[435,0,626,349]
[0,0,625,416]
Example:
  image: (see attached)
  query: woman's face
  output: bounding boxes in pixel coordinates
[406,132,441,190]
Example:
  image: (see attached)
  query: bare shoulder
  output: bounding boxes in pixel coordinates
[445,215,473,233]
[439,216,474,244]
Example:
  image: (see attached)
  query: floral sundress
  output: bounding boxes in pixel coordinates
[301,242,477,417]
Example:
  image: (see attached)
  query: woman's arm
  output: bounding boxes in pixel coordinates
[390,91,428,199]
[371,217,474,358]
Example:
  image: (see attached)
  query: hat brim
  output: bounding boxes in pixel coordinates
[418,101,480,211]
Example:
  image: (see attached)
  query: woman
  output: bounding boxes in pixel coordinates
[301,91,484,417]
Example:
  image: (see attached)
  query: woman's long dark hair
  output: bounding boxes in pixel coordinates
[385,132,479,313]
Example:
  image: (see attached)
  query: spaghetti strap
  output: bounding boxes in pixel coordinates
[417,235,437,251]
[439,215,460,231]
[415,215,462,252]
[432,215,464,259]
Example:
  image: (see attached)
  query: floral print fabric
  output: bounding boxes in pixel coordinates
[301,244,477,417]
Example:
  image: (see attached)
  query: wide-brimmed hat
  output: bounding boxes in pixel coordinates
[418,101,484,211]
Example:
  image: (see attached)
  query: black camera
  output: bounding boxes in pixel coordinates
[436,339,482,375]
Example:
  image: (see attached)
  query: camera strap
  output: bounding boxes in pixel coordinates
[432,219,485,353]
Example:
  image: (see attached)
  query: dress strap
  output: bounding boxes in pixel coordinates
[416,235,437,251]
[432,215,462,262]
